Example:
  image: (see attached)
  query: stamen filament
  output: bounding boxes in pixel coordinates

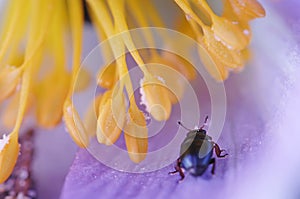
[48,0,68,74]
[66,0,83,96]
[108,0,151,78]
[12,0,52,135]
[0,0,24,63]
[127,0,157,54]
[87,0,136,100]
[19,1,52,71]
[174,0,207,28]
[62,0,90,147]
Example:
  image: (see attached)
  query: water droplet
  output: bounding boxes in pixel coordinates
[185,14,192,21]
[243,29,250,35]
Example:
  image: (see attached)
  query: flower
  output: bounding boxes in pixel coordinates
[59,0,300,199]
[83,0,265,164]
[0,0,266,191]
[0,0,86,183]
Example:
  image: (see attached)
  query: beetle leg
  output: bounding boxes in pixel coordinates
[169,158,185,182]
[168,168,179,175]
[177,167,185,182]
[214,143,228,158]
[176,158,185,182]
[209,158,216,175]
[168,158,181,175]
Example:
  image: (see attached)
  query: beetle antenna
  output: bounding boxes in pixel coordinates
[178,121,192,131]
[199,116,209,130]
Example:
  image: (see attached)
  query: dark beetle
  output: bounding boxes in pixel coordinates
[169,116,228,181]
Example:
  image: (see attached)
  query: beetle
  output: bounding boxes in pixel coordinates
[169,116,228,181]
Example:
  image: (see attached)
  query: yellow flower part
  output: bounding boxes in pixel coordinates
[96,89,126,145]
[124,104,148,163]
[0,0,265,179]
[122,90,148,163]
[97,62,119,90]
[146,52,196,104]
[64,99,90,148]
[140,75,172,121]
[83,94,103,138]
[0,133,19,183]
[174,0,265,80]
[0,0,87,181]
[0,66,21,104]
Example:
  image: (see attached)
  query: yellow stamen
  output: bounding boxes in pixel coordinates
[36,70,71,128]
[0,133,19,183]
[0,0,53,181]
[96,89,126,145]
[63,100,89,148]
[107,0,151,78]
[1,91,32,129]
[127,0,157,52]
[84,94,103,138]
[87,0,133,94]
[189,19,228,80]
[0,0,28,64]
[198,42,229,81]
[174,0,265,80]
[146,61,187,104]
[140,76,172,121]
[154,51,197,81]
[227,0,266,21]
[199,0,249,50]
[62,0,89,147]
[124,104,148,163]
[0,66,21,103]
[74,68,91,92]
[35,13,68,127]
[97,63,118,90]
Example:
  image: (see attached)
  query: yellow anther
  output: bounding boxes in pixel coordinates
[96,90,126,145]
[140,76,172,121]
[63,100,90,148]
[124,105,148,163]
[0,133,19,183]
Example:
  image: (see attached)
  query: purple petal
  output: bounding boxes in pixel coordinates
[61,1,300,199]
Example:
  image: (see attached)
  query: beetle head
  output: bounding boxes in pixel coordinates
[197,128,207,134]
